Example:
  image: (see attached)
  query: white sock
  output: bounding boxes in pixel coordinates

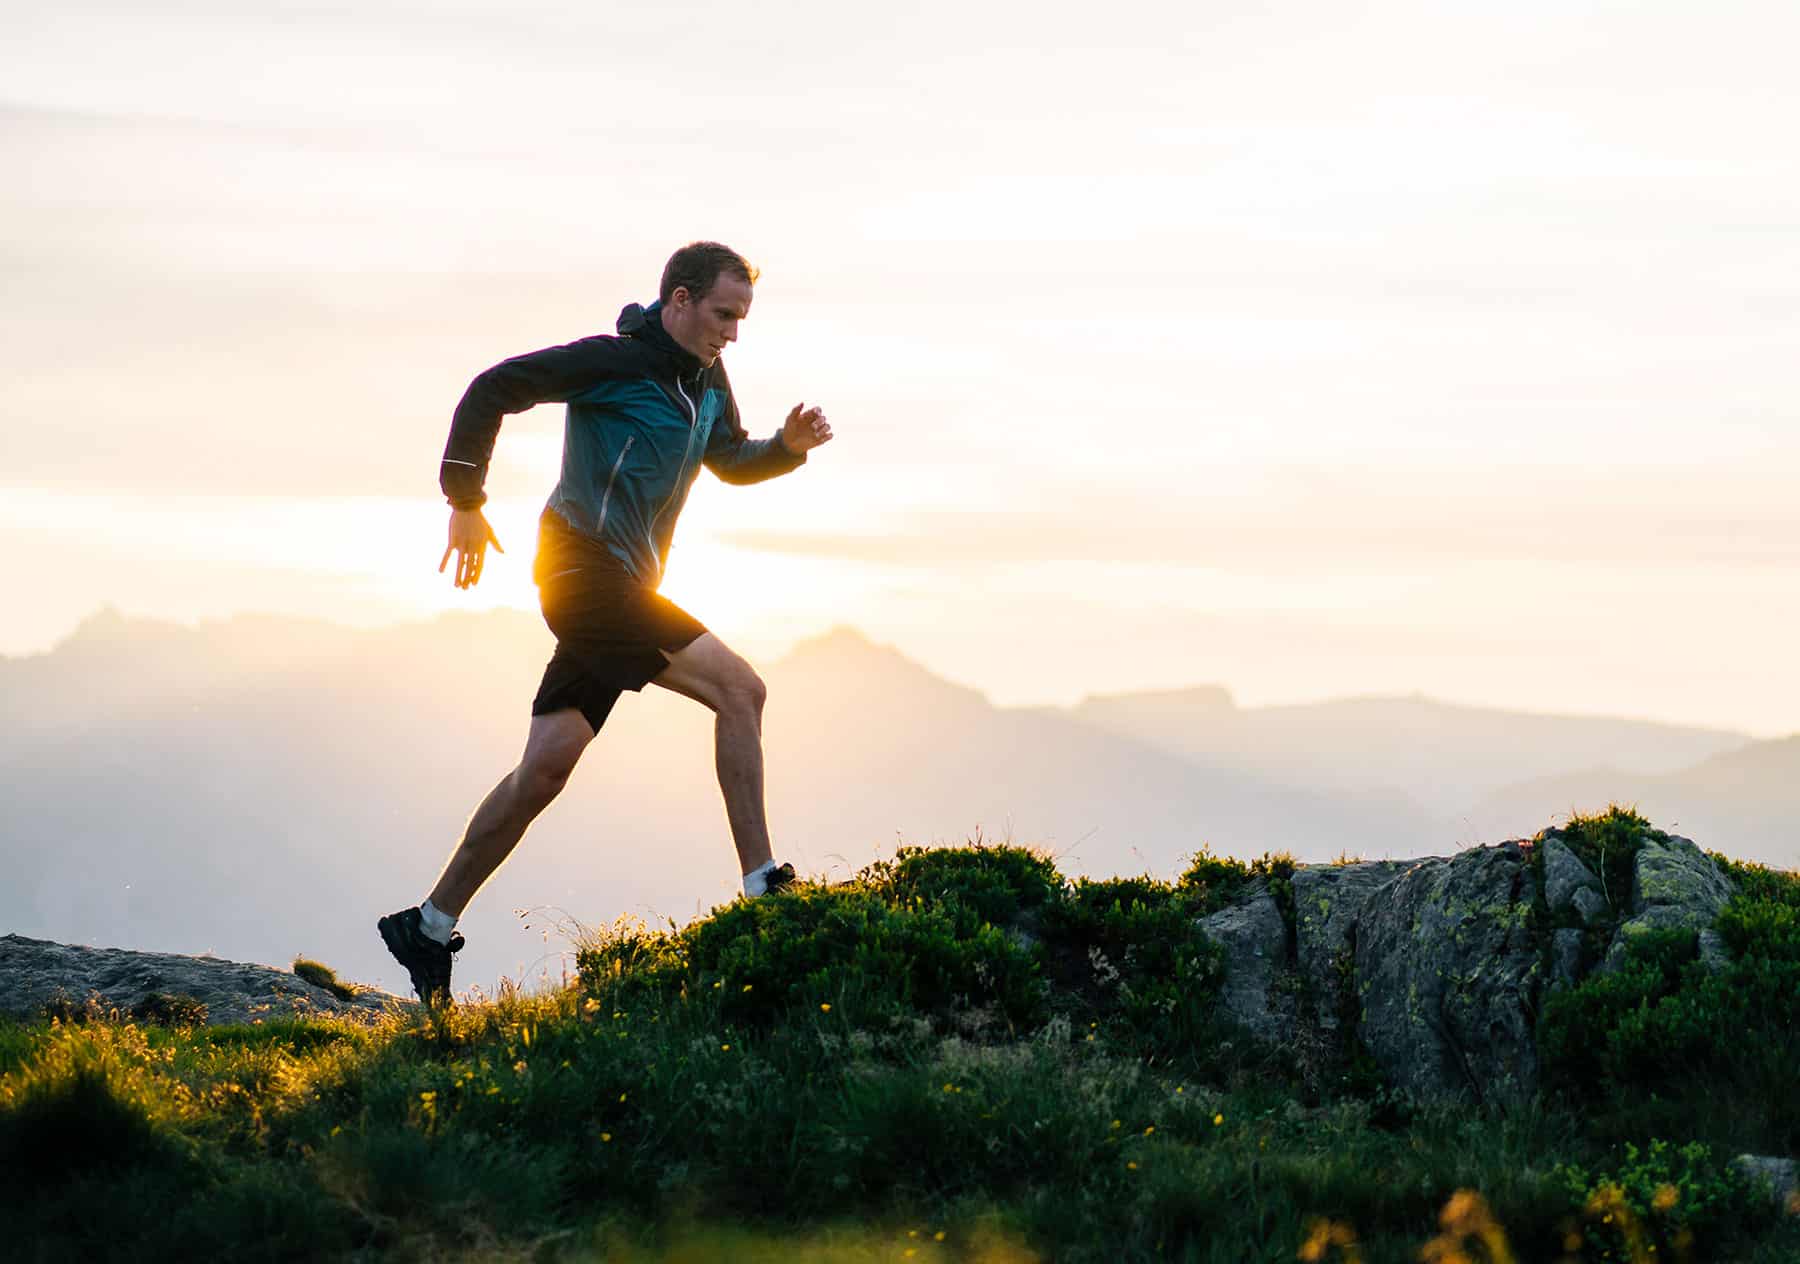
[418,898,458,945]
[743,859,779,897]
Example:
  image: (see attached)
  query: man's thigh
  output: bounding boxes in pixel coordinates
[650,632,760,711]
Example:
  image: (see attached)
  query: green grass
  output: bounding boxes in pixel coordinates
[293,956,362,1002]
[3,827,1796,1262]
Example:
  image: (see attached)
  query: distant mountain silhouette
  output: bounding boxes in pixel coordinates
[1,609,1789,1002]
[1049,687,1748,819]
[1469,735,1800,868]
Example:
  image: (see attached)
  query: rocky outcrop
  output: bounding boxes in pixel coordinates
[1354,841,1539,1103]
[1194,828,1742,1103]
[1292,859,1434,1034]
[1541,838,1609,925]
[1600,834,1735,972]
[1196,880,1292,1045]
[0,935,407,1026]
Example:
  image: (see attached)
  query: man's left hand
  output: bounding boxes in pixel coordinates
[780,402,833,456]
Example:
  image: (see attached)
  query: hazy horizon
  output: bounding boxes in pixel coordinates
[9,599,1784,739]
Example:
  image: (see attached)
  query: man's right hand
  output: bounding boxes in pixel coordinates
[440,508,504,589]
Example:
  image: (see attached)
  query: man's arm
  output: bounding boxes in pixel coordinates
[440,335,637,509]
[700,363,832,484]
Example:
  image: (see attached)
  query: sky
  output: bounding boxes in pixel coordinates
[4,0,1798,735]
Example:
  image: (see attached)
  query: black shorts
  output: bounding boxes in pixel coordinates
[530,509,707,734]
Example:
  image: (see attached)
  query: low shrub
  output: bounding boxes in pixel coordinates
[578,882,1046,1038]
[1539,862,1800,1153]
[1037,876,1229,1059]
[1553,1138,1768,1262]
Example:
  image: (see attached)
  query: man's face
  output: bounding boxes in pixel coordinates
[664,273,753,367]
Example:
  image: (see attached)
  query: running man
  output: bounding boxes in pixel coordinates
[379,241,833,1006]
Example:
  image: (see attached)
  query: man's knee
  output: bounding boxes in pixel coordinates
[517,715,591,803]
[726,670,767,717]
[516,756,576,806]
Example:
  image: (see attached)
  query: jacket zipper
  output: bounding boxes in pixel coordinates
[596,435,635,533]
[644,376,702,578]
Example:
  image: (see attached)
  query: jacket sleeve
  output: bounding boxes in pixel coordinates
[700,361,808,486]
[440,335,635,510]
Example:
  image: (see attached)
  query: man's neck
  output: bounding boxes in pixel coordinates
[654,306,702,375]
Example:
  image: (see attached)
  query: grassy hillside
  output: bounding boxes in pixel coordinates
[3,811,1796,1262]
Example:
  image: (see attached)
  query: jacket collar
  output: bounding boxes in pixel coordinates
[617,299,705,381]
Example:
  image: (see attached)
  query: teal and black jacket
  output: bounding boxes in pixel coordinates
[439,300,806,586]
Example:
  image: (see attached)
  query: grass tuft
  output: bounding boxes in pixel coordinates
[293,957,362,1002]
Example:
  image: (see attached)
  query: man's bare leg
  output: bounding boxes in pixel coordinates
[426,707,597,917]
[649,632,774,877]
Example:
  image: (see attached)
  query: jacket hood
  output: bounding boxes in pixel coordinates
[617,300,704,379]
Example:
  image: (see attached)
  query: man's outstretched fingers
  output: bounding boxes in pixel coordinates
[440,545,454,574]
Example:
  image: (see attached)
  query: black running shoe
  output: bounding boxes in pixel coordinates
[760,862,798,896]
[377,906,464,1007]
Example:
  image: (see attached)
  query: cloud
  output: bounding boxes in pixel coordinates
[718,471,1800,572]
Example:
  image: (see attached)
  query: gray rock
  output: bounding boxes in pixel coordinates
[1197,880,1294,1045]
[1292,858,1437,1031]
[1571,886,1610,926]
[1541,838,1605,916]
[1548,927,1585,993]
[1355,840,1541,1104]
[1601,835,1736,972]
[0,934,409,1026]
[1631,834,1734,918]
[1697,928,1732,973]
[1731,1155,1798,1212]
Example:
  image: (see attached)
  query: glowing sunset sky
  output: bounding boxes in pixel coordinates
[4,1,1797,733]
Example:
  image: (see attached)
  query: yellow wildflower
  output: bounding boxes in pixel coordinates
[1213,1113,1223,1126]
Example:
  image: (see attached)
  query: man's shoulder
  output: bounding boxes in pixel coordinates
[560,330,648,360]
[543,331,667,385]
